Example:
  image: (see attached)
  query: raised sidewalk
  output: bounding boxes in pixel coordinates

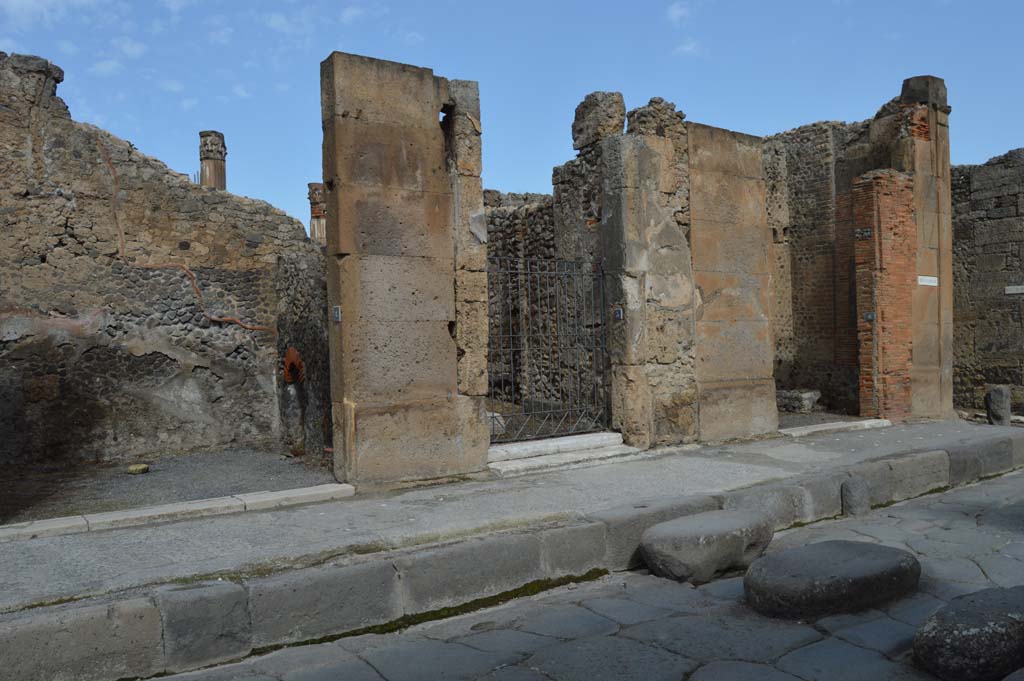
[2,421,1022,681]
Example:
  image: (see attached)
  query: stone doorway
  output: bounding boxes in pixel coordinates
[486,256,610,443]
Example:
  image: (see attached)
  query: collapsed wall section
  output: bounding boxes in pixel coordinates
[953,149,1024,411]
[0,53,329,474]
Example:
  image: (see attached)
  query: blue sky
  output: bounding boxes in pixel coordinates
[1,0,1021,231]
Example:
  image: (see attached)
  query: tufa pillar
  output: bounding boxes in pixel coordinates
[320,52,488,485]
[199,130,226,190]
[307,182,327,246]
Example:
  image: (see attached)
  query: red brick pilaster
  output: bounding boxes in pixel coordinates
[853,170,916,420]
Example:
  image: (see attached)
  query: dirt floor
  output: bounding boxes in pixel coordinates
[0,448,335,524]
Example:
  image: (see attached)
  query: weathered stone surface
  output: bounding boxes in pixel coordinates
[987,385,1013,426]
[571,91,625,150]
[156,581,251,672]
[841,476,872,516]
[525,635,696,681]
[248,560,402,646]
[776,389,821,413]
[744,540,921,618]
[914,586,1024,681]
[0,598,163,681]
[640,510,774,584]
[0,53,329,472]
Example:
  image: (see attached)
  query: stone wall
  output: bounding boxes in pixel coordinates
[953,149,1024,411]
[0,53,330,472]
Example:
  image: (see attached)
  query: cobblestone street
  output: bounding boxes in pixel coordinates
[167,471,1024,681]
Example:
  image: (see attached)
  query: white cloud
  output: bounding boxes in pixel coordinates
[179,97,197,110]
[340,5,364,25]
[0,0,102,30]
[399,29,423,45]
[159,79,184,92]
[112,35,146,58]
[160,0,189,12]
[89,58,122,76]
[262,8,317,35]
[231,84,250,98]
[57,39,77,54]
[672,39,699,55]
[0,36,18,52]
[667,1,689,24]
[208,26,232,44]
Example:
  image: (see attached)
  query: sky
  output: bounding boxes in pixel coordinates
[1,0,1022,232]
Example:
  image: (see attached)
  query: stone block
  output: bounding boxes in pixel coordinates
[694,272,770,323]
[601,133,676,192]
[775,389,821,414]
[325,183,453,260]
[841,476,871,516]
[640,510,774,584]
[321,51,445,127]
[538,522,607,578]
[690,173,767,228]
[455,269,487,303]
[456,300,488,396]
[886,450,949,501]
[156,581,251,672]
[393,533,543,613]
[340,395,488,484]
[337,318,456,404]
[609,364,653,449]
[690,218,770,275]
[946,436,1015,486]
[336,254,454,323]
[0,598,163,681]
[605,274,647,366]
[697,379,778,442]
[722,483,810,530]
[454,174,487,272]
[248,559,401,647]
[646,306,693,364]
[986,384,1012,425]
[572,91,625,150]
[795,470,848,521]
[686,122,763,179]
[695,320,773,382]
[323,116,448,194]
[586,494,719,570]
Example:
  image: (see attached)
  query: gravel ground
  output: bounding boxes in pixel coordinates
[1,448,335,523]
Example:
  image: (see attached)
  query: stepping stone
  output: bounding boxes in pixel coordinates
[640,510,774,584]
[914,586,1024,681]
[744,540,920,618]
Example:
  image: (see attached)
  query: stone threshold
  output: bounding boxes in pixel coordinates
[779,418,891,438]
[5,426,1022,681]
[0,483,355,542]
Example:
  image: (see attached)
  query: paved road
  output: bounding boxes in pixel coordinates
[167,471,1024,681]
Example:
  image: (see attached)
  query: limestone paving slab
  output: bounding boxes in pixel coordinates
[523,635,697,681]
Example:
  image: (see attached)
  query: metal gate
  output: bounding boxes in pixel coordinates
[486,257,609,443]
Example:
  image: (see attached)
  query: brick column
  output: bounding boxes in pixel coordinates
[853,170,916,420]
[320,52,487,484]
[198,130,226,190]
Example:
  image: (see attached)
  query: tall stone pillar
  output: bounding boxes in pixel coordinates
[320,52,488,485]
[199,130,226,190]
[307,182,327,247]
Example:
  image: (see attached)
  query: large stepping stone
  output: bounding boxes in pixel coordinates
[914,586,1024,681]
[640,510,773,584]
[744,540,920,618]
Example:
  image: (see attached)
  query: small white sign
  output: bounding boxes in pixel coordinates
[918,276,939,287]
[1006,285,1024,295]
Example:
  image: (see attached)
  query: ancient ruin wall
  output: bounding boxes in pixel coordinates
[953,149,1024,411]
[0,53,329,470]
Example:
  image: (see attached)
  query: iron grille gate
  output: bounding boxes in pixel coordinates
[486,256,609,443]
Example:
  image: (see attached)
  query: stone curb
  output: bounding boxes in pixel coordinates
[3,434,1022,681]
[0,483,355,543]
